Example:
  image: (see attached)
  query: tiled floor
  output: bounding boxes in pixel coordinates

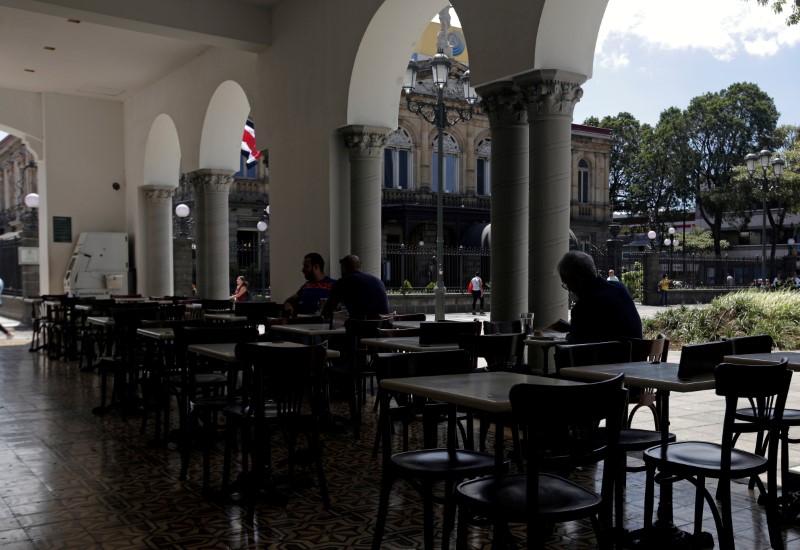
[0,321,799,549]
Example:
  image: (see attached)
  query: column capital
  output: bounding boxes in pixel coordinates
[186,169,233,193]
[143,185,174,205]
[340,125,391,159]
[475,81,527,126]
[515,69,587,118]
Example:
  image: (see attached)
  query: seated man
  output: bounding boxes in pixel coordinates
[320,254,389,320]
[558,250,642,344]
[283,252,336,316]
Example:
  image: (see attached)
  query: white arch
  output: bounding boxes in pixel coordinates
[199,80,251,171]
[535,0,608,77]
[348,0,448,128]
[143,114,181,186]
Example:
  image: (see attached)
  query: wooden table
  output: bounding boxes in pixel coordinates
[380,371,582,467]
[524,331,568,374]
[203,312,248,323]
[270,322,345,344]
[724,351,800,370]
[361,336,459,353]
[559,361,716,548]
[188,341,339,361]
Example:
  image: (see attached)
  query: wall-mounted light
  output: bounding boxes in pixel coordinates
[24,193,39,208]
[175,203,190,218]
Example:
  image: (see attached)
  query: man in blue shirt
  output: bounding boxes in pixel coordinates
[283,252,335,316]
[320,255,389,320]
[558,251,642,344]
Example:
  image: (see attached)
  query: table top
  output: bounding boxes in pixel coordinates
[360,336,460,353]
[137,327,174,340]
[380,371,582,414]
[204,312,248,322]
[559,361,715,392]
[724,351,800,370]
[270,323,346,337]
[87,316,113,326]
[524,331,568,347]
[187,341,339,362]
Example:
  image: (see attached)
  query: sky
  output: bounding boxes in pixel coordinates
[572,0,800,128]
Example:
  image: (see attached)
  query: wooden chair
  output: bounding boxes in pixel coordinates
[387,312,427,322]
[455,375,627,549]
[642,360,791,550]
[418,320,481,345]
[376,327,421,338]
[458,333,525,372]
[482,319,522,335]
[677,340,733,379]
[554,340,673,534]
[625,334,670,429]
[372,349,501,550]
[233,342,331,521]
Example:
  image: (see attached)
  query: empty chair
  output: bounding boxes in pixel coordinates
[458,333,524,372]
[482,319,522,335]
[677,340,733,379]
[201,299,233,314]
[642,360,791,550]
[554,339,674,533]
[388,312,427,322]
[372,349,500,550]
[235,301,283,327]
[626,333,670,429]
[418,320,481,345]
[455,375,627,549]
[233,342,330,521]
[725,333,776,354]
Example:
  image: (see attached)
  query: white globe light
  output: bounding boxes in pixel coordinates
[257,220,268,232]
[175,203,190,218]
[663,238,671,247]
[647,230,657,240]
[265,205,270,215]
[668,227,676,235]
[24,193,39,208]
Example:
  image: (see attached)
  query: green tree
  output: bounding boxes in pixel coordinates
[752,0,800,25]
[682,227,730,253]
[584,112,644,215]
[684,82,779,256]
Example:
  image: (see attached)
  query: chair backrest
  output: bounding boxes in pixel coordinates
[419,320,482,345]
[510,374,627,495]
[158,303,186,321]
[482,320,522,335]
[724,334,775,354]
[235,343,328,419]
[554,341,631,374]
[108,306,161,360]
[389,312,427,322]
[628,334,669,363]
[201,299,233,312]
[374,349,473,381]
[458,333,524,371]
[677,340,733,379]
[235,300,283,321]
[714,360,791,466]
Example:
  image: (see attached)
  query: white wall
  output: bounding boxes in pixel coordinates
[41,93,126,293]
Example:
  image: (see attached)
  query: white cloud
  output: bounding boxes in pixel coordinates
[597,0,800,65]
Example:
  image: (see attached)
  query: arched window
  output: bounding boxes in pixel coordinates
[384,128,413,189]
[431,132,460,193]
[578,159,590,204]
[476,138,491,195]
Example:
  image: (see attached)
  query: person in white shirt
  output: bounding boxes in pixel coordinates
[470,272,484,315]
[606,269,619,282]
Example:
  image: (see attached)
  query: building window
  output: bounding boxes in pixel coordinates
[384,128,413,189]
[234,154,258,179]
[476,138,491,195]
[578,159,590,204]
[431,132,459,193]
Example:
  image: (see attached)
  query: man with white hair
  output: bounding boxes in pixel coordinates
[558,250,642,344]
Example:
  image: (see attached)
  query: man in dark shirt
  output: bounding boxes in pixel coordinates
[320,254,389,320]
[283,252,335,316]
[558,250,642,344]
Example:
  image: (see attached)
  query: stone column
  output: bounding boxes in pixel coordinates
[340,125,390,277]
[517,70,586,328]
[477,82,529,323]
[144,186,175,297]
[188,169,232,300]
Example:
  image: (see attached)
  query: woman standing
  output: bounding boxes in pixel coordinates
[230,276,250,302]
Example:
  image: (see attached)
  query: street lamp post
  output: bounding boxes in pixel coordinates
[666,226,676,279]
[403,50,477,320]
[745,150,785,283]
[256,205,269,297]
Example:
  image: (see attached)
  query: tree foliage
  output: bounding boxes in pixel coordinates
[752,0,800,25]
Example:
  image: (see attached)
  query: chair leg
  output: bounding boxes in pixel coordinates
[643,463,656,528]
[372,469,394,550]
[422,481,435,550]
[456,501,470,550]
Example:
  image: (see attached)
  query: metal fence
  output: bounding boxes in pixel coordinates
[382,245,490,292]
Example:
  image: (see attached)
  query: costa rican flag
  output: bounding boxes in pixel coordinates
[241,120,262,166]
